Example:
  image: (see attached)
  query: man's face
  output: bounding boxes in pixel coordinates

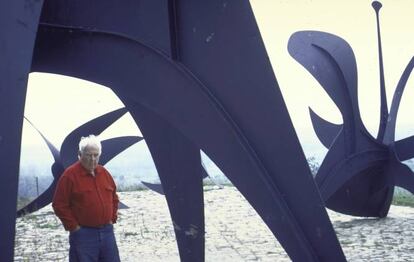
[79,145,100,173]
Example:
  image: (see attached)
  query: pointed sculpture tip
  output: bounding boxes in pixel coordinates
[372,1,382,12]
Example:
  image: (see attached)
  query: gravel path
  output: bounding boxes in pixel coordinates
[14,186,414,261]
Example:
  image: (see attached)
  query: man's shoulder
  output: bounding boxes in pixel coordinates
[96,164,108,171]
[96,165,111,175]
[62,162,82,178]
[96,165,116,184]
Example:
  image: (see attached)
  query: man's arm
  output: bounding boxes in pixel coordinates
[109,173,119,224]
[112,189,119,224]
[52,175,79,231]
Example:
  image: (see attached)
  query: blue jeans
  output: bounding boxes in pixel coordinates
[69,224,120,262]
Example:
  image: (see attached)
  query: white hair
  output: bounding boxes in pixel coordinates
[78,135,102,154]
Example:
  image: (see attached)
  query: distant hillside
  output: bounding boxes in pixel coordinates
[20,140,413,199]
[18,142,230,197]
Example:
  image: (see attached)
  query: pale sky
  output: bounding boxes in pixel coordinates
[23,0,414,162]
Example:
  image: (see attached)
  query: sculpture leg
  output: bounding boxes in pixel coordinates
[318,147,391,217]
[129,102,205,262]
[0,0,43,259]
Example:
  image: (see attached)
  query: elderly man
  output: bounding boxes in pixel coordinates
[53,134,120,261]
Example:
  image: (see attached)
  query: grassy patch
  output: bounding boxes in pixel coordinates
[118,184,147,192]
[392,194,414,207]
[392,187,414,207]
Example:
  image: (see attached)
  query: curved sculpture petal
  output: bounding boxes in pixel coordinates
[60,107,128,168]
[17,180,59,217]
[99,136,143,165]
[141,181,164,195]
[16,118,63,217]
[24,117,61,166]
[395,136,414,161]
[309,107,342,149]
[288,30,361,127]
[383,57,414,144]
[372,1,388,141]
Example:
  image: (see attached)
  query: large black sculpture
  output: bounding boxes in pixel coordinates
[1,1,346,261]
[17,108,142,217]
[288,1,414,217]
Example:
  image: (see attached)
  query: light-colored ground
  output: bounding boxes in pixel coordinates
[14,187,414,261]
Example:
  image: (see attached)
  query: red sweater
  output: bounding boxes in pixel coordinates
[52,161,119,231]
